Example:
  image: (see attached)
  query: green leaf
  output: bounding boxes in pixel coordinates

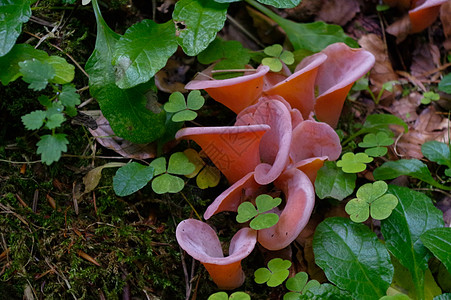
[164,92,187,113]
[255,0,301,8]
[285,271,320,297]
[196,166,221,189]
[255,258,291,287]
[45,55,75,84]
[373,159,451,190]
[315,161,356,200]
[149,157,167,176]
[167,152,195,175]
[0,0,31,57]
[359,132,394,157]
[446,168,451,177]
[172,110,198,122]
[59,84,80,108]
[421,141,451,168]
[186,90,205,110]
[336,152,373,173]
[173,0,228,56]
[112,19,177,89]
[208,292,228,300]
[250,213,279,230]
[280,50,294,65]
[45,113,65,129]
[236,202,258,223]
[362,114,408,133]
[113,162,154,196]
[438,73,451,94]
[345,197,369,223]
[421,228,451,274]
[86,0,166,144]
[264,44,283,57]
[370,194,398,220]
[381,185,444,300]
[152,173,185,194]
[36,134,69,165]
[255,194,281,213]
[229,292,250,300]
[18,59,55,91]
[262,57,283,72]
[434,294,451,300]
[313,217,394,299]
[299,283,352,300]
[248,1,357,52]
[379,295,411,300]
[22,110,46,130]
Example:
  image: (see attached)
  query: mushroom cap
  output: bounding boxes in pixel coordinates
[176,219,257,289]
[185,65,270,114]
[257,167,315,250]
[313,43,375,127]
[175,124,270,184]
[409,0,448,33]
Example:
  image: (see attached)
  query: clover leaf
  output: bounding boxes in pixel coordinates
[254,258,291,287]
[345,181,398,222]
[336,152,373,173]
[262,44,294,72]
[208,291,250,300]
[358,132,394,157]
[284,271,320,299]
[236,194,281,230]
[164,91,205,122]
[150,152,195,194]
[183,149,221,189]
[421,91,440,105]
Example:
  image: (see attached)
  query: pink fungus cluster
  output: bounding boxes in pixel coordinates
[175,43,375,289]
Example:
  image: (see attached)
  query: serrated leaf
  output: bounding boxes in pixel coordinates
[164,92,187,113]
[186,90,205,110]
[0,0,31,57]
[113,162,154,196]
[381,185,444,300]
[421,141,451,168]
[373,159,451,190]
[152,173,185,194]
[173,0,228,56]
[313,217,393,299]
[36,134,69,165]
[336,152,373,173]
[149,157,167,176]
[59,84,80,108]
[250,213,279,230]
[45,113,65,129]
[19,59,55,91]
[167,152,195,175]
[438,73,451,94]
[421,227,451,274]
[22,110,46,130]
[86,0,166,144]
[314,161,356,201]
[113,19,177,89]
[236,202,258,223]
[172,110,198,122]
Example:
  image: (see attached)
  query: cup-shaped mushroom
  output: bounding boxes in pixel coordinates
[409,0,448,33]
[176,219,257,290]
[184,65,270,114]
[264,52,327,119]
[257,168,315,250]
[313,43,375,128]
[175,125,270,184]
[235,97,292,185]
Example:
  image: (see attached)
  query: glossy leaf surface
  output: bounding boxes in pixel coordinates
[113,162,154,196]
[315,161,356,200]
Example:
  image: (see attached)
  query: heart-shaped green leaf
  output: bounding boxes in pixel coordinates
[255,258,291,287]
[236,202,258,223]
[285,271,308,292]
[357,181,388,204]
[262,57,283,72]
[370,194,398,220]
[315,161,356,201]
[264,44,283,57]
[196,166,220,189]
[345,198,369,223]
[113,162,154,196]
[167,152,195,175]
[255,194,281,213]
[164,92,187,113]
[250,213,279,230]
[151,173,185,194]
[254,268,271,284]
[280,51,294,65]
[150,157,167,176]
[186,90,205,110]
[172,110,198,122]
[337,152,373,173]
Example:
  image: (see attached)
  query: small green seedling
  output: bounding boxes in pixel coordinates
[164,90,205,122]
[345,181,398,222]
[113,162,155,196]
[254,258,291,287]
[336,152,373,173]
[284,272,320,300]
[262,44,294,72]
[183,148,221,189]
[420,91,440,105]
[150,152,195,194]
[208,291,250,300]
[236,194,281,230]
[352,78,399,105]
[358,132,394,157]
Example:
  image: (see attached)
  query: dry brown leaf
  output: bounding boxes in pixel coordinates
[286,0,324,22]
[316,0,360,26]
[83,162,126,195]
[389,92,421,124]
[386,14,412,43]
[410,42,441,79]
[440,1,451,50]
[89,115,157,159]
[359,34,401,102]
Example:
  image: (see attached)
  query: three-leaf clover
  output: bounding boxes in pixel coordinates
[336,152,373,173]
[262,44,294,72]
[345,181,398,222]
[164,90,205,122]
[254,258,291,287]
[208,291,250,300]
[284,272,320,300]
[183,149,221,189]
[358,132,394,157]
[420,91,440,105]
[150,152,195,194]
[236,194,281,230]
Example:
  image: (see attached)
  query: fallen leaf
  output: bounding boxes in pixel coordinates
[386,14,411,43]
[77,250,101,266]
[316,0,360,26]
[410,42,440,79]
[440,1,451,50]
[83,162,126,195]
[389,92,420,124]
